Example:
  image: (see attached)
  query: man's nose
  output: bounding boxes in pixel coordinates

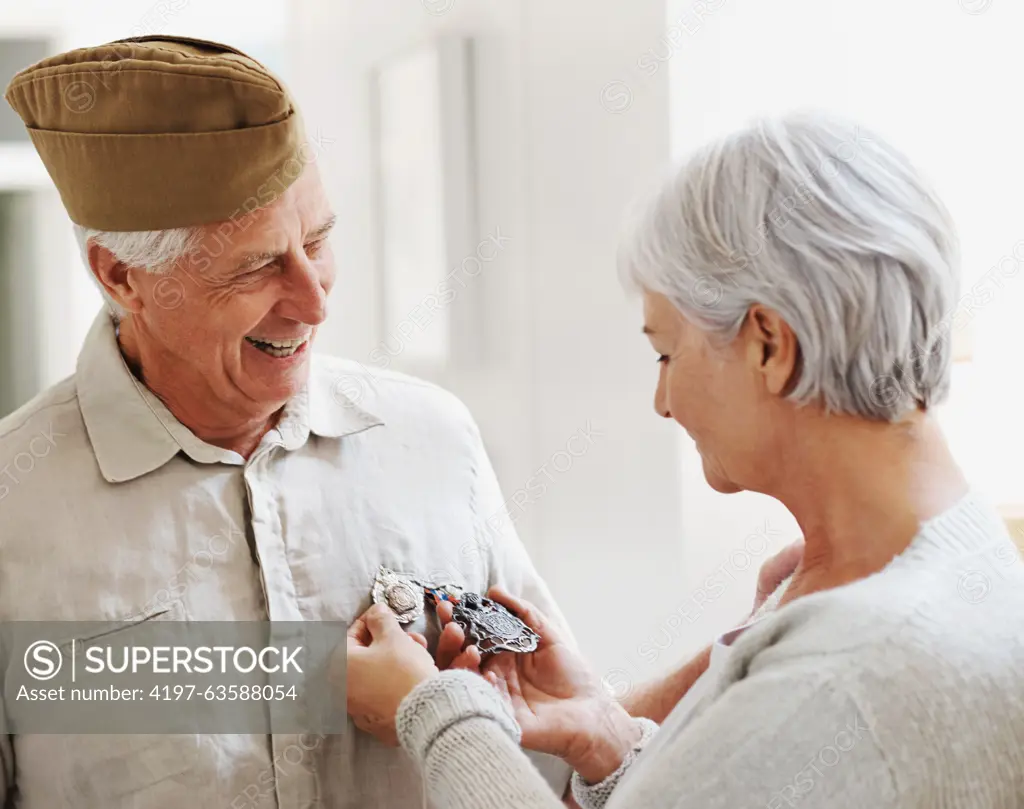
[284,259,329,325]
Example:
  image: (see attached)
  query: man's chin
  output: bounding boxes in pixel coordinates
[243,353,312,403]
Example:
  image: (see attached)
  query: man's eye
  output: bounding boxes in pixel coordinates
[238,262,276,281]
[304,239,326,256]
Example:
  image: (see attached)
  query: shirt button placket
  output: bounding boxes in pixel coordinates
[244,446,316,808]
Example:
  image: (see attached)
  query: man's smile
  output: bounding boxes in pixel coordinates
[244,334,311,359]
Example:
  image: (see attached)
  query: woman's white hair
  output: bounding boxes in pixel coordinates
[619,110,960,422]
[73,224,204,319]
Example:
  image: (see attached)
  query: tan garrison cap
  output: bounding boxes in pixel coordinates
[3,35,306,230]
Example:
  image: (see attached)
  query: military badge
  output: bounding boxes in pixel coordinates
[371,566,425,624]
[371,566,540,653]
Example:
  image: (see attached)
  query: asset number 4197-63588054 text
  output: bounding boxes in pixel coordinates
[150,684,298,701]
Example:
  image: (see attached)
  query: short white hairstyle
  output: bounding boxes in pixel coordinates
[73,225,204,319]
[619,110,960,421]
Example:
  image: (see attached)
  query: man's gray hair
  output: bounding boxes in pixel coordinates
[619,111,960,422]
[73,224,204,319]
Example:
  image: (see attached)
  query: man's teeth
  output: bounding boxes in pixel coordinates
[245,336,309,357]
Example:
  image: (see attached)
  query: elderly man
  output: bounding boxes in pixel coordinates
[0,35,577,808]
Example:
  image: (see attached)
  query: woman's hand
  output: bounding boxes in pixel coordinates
[452,587,641,784]
[343,603,439,746]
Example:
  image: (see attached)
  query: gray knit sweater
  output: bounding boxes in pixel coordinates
[395,492,1024,808]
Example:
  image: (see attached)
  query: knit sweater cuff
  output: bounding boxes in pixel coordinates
[571,716,660,809]
[396,669,522,763]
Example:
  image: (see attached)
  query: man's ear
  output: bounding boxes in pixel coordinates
[88,241,143,314]
[744,304,801,396]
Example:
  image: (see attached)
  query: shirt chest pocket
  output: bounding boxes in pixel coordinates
[17,733,204,808]
[13,602,214,808]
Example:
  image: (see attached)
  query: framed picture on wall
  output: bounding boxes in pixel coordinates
[370,36,480,370]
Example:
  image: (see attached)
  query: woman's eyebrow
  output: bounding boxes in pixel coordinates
[642,325,656,335]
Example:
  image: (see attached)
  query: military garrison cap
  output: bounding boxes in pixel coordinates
[4,35,305,230]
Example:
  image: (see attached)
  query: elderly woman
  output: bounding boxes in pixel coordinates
[345,112,1024,808]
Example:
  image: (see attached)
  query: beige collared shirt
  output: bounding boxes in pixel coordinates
[0,310,572,808]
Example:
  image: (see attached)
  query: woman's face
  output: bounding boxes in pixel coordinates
[642,291,793,494]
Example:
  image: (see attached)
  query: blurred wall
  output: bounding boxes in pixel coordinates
[0,193,42,414]
[288,0,700,682]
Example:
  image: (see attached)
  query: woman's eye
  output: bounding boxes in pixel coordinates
[657,355,670,364]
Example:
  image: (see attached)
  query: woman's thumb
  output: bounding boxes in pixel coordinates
[365,603,400,640]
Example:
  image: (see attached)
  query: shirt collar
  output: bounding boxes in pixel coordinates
[272,354,386,450]
[77,311,384,482]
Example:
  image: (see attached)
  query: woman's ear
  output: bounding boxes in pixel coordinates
[88,241,143,315]
[745,305,800,396]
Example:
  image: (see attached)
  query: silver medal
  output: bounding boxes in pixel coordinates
[449,592,540,654]
[372,566,425,624]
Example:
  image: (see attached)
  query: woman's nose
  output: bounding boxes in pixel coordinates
[654,378,672,419]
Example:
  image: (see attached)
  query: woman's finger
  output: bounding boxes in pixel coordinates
[485,586,564,647]
[347,614,371,646]
[408,632,429,650]
[435,621,467,669]
[483,655,522,710]
[436,600,454,626]
[345,634,367,665]
[449,645,481,672]
[485,669,513,709]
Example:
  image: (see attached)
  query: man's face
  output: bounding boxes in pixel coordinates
[126,166,336,411]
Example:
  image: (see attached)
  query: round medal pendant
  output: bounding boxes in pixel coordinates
[372,566,425,624]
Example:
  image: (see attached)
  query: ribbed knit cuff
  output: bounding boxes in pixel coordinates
[396,669,522,764]
[571,716,659,809]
